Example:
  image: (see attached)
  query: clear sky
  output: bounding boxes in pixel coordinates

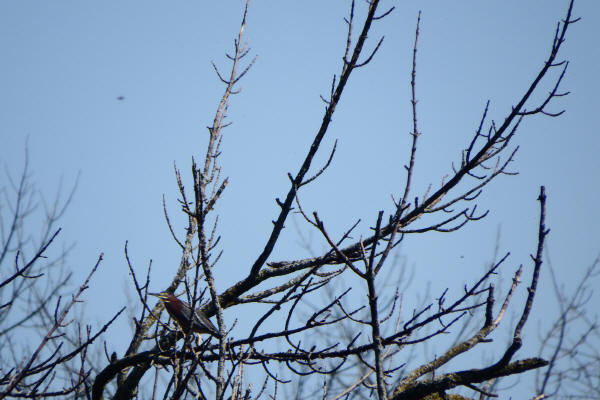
[1,0,598,397]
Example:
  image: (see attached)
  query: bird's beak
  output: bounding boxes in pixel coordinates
[148,292,161,298]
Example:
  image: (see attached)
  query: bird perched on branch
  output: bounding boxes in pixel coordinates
[149,291,221,339]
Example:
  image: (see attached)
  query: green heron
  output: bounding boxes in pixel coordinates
[149,292,221,338]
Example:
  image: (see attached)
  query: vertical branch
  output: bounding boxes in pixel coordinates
[365,212,387,400]
[399,10,422,214]
[498,186,549,365]
[373,11,422,276]
[191,2,254,398]
[204,0,254,190]
[516,186,548,336]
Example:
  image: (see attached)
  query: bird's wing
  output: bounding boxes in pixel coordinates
[194,310,220,337]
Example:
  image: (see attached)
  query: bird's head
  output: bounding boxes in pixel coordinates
[149,291,177,303]
[149,292,187,315]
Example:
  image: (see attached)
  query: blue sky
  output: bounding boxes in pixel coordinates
[1,0,599,396]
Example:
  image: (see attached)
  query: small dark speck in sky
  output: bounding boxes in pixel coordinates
[116,96,125,101]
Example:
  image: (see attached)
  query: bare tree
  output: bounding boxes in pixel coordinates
[0,150,123,399]
[86,1,584,399]
[533,254,600,399]
[1,0,592,399]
